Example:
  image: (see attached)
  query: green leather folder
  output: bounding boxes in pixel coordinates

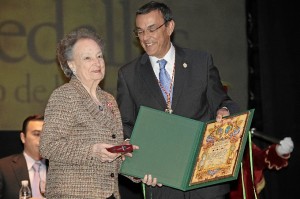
[120,106,254,191]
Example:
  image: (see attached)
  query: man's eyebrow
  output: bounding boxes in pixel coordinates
[136,23,156,29]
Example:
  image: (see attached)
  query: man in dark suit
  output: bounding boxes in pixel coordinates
[0,115,46,199]
[117,1,240,199]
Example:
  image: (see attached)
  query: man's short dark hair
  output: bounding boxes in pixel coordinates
[22,115,44,135]
[136,1,173,22]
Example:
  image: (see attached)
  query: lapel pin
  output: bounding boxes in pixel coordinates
[183,63,187,68]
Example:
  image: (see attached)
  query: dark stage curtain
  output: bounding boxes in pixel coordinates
[0,131,23,158]
[247,0,300,198]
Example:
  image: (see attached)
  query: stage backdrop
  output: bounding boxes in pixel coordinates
[0,0,247,130]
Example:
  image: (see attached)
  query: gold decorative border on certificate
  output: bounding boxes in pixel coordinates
[189,112,250,185]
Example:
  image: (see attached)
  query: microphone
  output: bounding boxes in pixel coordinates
[250,128,280,144]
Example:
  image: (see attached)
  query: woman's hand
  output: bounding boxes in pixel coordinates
[92,143,121,162]
[120,139,139,160]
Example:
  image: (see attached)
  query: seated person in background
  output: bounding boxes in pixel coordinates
[230,137,294,199]
[0,115,47,199]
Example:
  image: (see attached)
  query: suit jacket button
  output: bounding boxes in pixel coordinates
[112,134,116,139]
[110,173,115,177]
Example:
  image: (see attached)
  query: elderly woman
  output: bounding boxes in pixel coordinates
[40,28,135,199]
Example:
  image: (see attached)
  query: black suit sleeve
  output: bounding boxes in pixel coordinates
[117,68,136,139]
[206,54,240,115]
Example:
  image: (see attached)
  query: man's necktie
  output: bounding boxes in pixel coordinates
[32,162,42,198]
[158,59,172,102]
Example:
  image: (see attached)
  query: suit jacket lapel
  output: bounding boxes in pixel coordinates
[70,77,120,132]
[139,54,166,109]
[11,154,30,188]
[70,77,101,117]
[171,46,188,112]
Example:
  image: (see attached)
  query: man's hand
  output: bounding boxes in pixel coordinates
[216,107,230,122]
[142,174,162,187]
